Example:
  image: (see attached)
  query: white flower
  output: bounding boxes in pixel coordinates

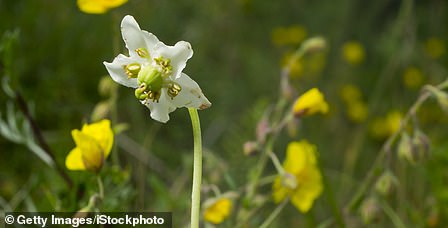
[104,15,211,123]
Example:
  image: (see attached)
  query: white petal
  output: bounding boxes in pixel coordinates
[155,41,193,79]
[141,92,177,123]
[121,15,159,57]
[171,73,211,110]
[103,54,139,88]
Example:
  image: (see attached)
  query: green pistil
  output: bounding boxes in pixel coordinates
[138,66,163,92]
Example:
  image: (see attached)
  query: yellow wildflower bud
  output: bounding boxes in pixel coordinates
[203,198,233,224]
[65,119,114,173]
[293,88,329,117]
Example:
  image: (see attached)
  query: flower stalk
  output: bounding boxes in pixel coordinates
[189,108,202,228]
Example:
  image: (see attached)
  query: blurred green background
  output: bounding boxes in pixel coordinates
[1,0,448,227]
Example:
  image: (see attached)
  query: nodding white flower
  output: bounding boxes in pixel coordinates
[104,15,211,123]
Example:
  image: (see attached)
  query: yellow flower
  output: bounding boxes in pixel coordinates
[65,119,114,172]
[272,141,323,212]
[402,66,424,90]
[346,101,368,123]
[203,198,232,224]
[272,25,307,46]
[339,84,368,123]
[77,0,127,14]
[424,37,446,59]
[293,88,329,117]
[370,111,402,139]
[342,41,365,65]
[340,84,362,104]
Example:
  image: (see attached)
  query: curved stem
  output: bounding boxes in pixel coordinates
[188,108,202,228]
[346,78,448,212]
[259,198,288,228]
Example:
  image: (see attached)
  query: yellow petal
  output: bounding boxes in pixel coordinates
[98,0,128,8]
[77,0,126,14]
[81,119,114,159]
[77,0,108,14]
[290,166,323,213]
[293,88,329,117]
[203,198,232,224]
[272,176,289,203]
[283,141,317,174]
[65,147,86,170]
[72,130,104,171]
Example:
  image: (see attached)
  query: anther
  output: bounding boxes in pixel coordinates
[124,63,141,78]
[167,82,182,99]
[135,48,149,58]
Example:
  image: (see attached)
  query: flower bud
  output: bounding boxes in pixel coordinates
[302,37,326,54]
[98,76,117,97]
[243,141,259,156]
[360,197,381,224]
[91,101,110,122]
[425,85,448,113]
[374,171,398,196]
[397,132,415,163]
[412,130,430,161]
[256,116,270,144]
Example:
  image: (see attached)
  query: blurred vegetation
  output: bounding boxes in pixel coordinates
[1,0,448,227]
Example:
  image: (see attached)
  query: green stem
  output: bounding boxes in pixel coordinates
[268,151,284,175]
[346,80,445,212]
[97,175,104,200]
[259,199,288,228]
[379,199,407,228]
[188,108,203,228]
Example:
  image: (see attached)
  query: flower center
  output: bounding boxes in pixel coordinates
[281,172,298,189]
[129,56,182,103]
